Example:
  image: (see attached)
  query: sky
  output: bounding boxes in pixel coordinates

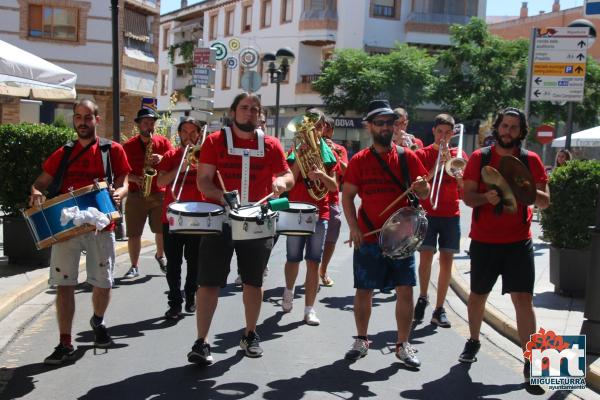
[160,0,585,16]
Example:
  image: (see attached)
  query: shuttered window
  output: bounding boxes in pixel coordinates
[29,4,78,41]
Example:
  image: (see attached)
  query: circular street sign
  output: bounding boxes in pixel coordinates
[225,56,239,70]
[536,124,555,145]
[229,38,241,51]
[239,47,259,68]
[210,42,227,61]
[241,70,262,93]
[482,135,496,147]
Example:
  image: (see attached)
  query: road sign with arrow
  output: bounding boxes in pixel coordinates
[530,27,589,102]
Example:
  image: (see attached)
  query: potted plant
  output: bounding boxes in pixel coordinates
[541,159,600,297]
[0,123,75,266]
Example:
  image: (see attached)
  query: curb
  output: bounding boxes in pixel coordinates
[450,269,600,393]
[0,240,153,323]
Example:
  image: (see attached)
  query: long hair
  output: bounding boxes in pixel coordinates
[230,92,262,112]
[492,107,528,141]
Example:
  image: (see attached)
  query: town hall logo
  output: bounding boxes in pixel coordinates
[524,328,586,390]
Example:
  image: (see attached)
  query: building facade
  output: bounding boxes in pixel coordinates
[158,0,486,148]
[0,0,161,138]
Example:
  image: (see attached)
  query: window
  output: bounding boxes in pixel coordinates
[281,0,293,23]
[124,9,152,55]
[306,0,326,10]
[259,58,269,85]
[162,27,170,50]
[209,13,218,40]
[242,4,252,32]
[222,62,232,90]
[161,70,169,96]
[225,9,234,36]
[372,0,395,17]
[261,0,272,28]
[29,4,78,41]
[176,68,184,77]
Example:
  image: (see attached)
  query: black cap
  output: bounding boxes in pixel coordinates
[134,107,159,123]
[363,100,398,122]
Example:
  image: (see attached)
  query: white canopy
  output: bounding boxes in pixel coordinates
[0,40,77,100]
[551,126,600,148]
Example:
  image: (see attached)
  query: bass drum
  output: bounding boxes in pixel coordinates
[378,207,428,260]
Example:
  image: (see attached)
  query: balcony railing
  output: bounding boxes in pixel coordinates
[301,74,322,84]
[406,12,471,25]
[373,5,395,18]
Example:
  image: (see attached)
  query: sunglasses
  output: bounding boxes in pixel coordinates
[371,119,395,127]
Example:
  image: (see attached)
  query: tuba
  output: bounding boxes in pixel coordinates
[287,115,328,201]
[142,138,156,197]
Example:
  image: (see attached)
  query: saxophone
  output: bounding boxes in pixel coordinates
[142,137,157,197]
[291,115,328,201]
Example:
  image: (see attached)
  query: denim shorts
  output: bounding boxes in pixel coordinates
[325,202,342,244]
[353,243,416,290]
[49,231,116,289]
[419,215,460,253]
[286,219,328,263]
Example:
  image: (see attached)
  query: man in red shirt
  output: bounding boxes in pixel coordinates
[282,109,338,326]
[414,114,468,328]
[458,108,550,380]
[393,107,424,150]
[29,99,131,365]
[188,93,294,365]
[122,108,174,278]
[156,118,204,319]
[342,100,429,368]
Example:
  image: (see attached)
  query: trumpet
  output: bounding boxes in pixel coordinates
[429,124,466,210]
[171,124,207,201]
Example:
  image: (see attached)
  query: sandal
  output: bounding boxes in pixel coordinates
[155,254,167,274]
[320,275,334,287]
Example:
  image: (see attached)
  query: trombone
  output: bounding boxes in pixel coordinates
[171,124,207,201]
[429,123,467,210]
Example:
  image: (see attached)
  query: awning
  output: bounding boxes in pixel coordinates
[0,39,77,100]
[552,126,600,148]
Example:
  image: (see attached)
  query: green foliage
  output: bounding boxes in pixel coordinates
[541,160,600,249]
[167,40,195,73]
[0,123,75,215]
[433,17,529,121]
[312,44,436,115]
[52,114,69,128]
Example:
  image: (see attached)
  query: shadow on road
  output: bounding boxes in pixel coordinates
[319,293,397,312]
[75,316,178,344]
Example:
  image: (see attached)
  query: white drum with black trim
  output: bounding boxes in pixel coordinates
[276,202,318,236]
[229,205,276,240]
[167,202,225,234]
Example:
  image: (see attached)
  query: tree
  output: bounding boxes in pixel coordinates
[433,17,529,121]
[312,44,436,115]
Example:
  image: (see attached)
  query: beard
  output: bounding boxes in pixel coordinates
[76,125,94,139]
[140,128,154,137]
[493,130,521,149]
[372,130,393,147]
[234,119,256,133]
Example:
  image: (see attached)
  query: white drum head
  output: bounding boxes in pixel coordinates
[169,202,224,215]
[286,202,317,212]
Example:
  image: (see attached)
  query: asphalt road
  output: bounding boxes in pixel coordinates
[0,206,585,400]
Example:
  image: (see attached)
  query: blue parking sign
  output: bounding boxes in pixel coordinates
[585,0,600,15]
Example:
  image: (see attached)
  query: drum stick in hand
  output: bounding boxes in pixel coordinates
[252,192,274,206]
[216,170,227,192]
[343,227,383,244]
[378,188,412,217]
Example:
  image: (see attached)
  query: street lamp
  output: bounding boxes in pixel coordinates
[262,48,295,137]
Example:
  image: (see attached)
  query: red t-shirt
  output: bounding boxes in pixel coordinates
[344,147,428,243]
[42,139,132,231]
[463,146,548,243]
[287,160,332,220]
[328,142,348,205]
[416,144,469,217]
[122,134,174,194]
[156,147,205,223]
[199,129,289,204]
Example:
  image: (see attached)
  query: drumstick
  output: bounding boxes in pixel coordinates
[216,170,227,192]
[252,192,274,206]
[378,188,412,217]
[343,227,383,244]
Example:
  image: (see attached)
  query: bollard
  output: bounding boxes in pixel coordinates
[581,189,600,354]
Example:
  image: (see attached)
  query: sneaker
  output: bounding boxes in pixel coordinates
[413,296,429,322]
[345,338,369,361]
[165,307,182,320]
[123,266,139,279]
[320,275,335,287]
[282,288,294,313]
[187,340,214,366]
[240,331,263,358]
[44,343,75,365]
[396,342,421,368]
[458,338,481,363]
[234,274,242,285]
[304,309,320,326]
[431,307,451,328]
[185,301,196,313]
[89,318,113,348]
[155,254,167,274]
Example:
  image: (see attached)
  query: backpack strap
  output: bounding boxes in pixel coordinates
[99,137,114,186]
[46,141,76,199]
[396,145,419,208]
[473,146,492,221]
[518,147,530,224]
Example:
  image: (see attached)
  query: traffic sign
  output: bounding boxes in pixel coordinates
[530,27,589,103]
[535,124,555,145]
[239,47,260,68]
[210,42,227,61]
[193,48,216,66]
[191,87,214,98]
[225,56,238,70]
[192,67,215,86]
[241,71,262,93]
[190,110,213,121]
[585,0,600,16]
[190,98,214,110]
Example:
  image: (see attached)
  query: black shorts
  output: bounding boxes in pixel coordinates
[197,224,273,288]
[469,239,535,295]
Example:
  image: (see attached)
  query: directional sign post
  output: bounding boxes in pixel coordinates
[192,67,216,86]
[585,0,600,16]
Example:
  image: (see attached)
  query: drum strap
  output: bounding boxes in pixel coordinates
[474,146,529,223]
[369,146,419,208]
[223,127,265,205]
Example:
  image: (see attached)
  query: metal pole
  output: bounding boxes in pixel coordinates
[565,102,574,150]
[274,78,281,138]
[111,0,120,143]
[523,28,537,150]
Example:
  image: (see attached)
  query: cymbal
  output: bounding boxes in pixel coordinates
[499,156,536,205]
[481,166,517,214]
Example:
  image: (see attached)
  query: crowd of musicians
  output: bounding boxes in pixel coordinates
[28,93,550,384]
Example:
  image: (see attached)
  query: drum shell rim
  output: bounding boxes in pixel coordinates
[229,209,276,221]
[279,201,317,213]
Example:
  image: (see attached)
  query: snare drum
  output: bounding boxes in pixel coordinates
[167,202,225,234]
[229,205,276,241]
[22,182,120,250]
[276,202,317,236]
[378,207,428,260]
